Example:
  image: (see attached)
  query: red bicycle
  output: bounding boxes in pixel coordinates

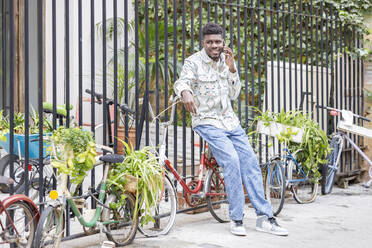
[138,97,249,237]
[0,175,40,247]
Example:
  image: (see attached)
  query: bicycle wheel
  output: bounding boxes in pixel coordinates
[137,174,177,237]
[265,159,285,216]
[289,158,319,204]
[2,201,36,248]
[322,134,343,195]
[205,166,230,223]
[0,154,24,193]
[34,205,65,248]
[102,192,138,246]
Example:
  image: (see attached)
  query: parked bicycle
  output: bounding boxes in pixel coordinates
[137,96,250,237]
[258,92,323,216]
[316,104,372,194]
[0,175,40,247]
[34,139,138,247]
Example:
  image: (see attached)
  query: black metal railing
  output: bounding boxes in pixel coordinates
[0,0,367,239]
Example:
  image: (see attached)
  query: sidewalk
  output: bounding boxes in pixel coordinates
[61,184,372,248]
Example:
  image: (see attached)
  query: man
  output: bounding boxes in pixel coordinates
[174,22,288,236]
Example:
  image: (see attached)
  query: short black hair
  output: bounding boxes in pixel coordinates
[202,22,223,39]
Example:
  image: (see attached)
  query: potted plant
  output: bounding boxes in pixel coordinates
[107,142,164,226]
[254,109,330,182]
[49,127,97,187]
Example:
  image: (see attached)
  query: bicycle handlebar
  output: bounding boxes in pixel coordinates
[85,89,135,114]
[316,104,370,122]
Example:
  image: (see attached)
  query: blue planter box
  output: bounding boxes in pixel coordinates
[0,133,51,159]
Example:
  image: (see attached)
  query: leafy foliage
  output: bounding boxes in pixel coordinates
[49,127,97,185]
[107,142,164,226]
[0,110,53,141]
[254,109,330,181]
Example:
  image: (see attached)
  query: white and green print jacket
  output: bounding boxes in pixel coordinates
[174,48,241,131]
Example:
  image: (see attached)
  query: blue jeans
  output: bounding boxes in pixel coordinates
[194,125,273,221]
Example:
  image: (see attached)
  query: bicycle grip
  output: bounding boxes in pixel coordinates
[120,104,135,114]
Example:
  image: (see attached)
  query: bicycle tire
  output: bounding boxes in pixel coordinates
[321,135,342,195]
[265,159,285,216]
[137,174,177,237]
[34,205,65,248]
[0,154,24,193]
[289,158,319,204]
[102,192,138,246]
[205,166,230,223]
[3,201,36,248]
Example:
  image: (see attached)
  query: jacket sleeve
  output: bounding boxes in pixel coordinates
[227,62,241,100]
[174,59,196,97]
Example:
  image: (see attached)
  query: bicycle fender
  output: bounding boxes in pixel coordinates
[0,194,40,225]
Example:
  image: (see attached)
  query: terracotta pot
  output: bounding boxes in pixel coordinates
[117,127,136,155]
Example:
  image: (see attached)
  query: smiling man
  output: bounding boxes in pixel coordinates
[174,22,288,237]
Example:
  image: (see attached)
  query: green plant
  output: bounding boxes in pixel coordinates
[254,109,330,181]
[0,110,53,138]
[49,127,97,185]
[107,142,164,226]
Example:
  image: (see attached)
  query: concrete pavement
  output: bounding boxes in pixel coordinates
[61,183,372,248]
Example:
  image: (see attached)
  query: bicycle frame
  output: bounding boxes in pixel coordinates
[336,131,372,187]
[282,148,308,185]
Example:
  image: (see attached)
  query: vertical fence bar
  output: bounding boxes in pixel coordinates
[256,0,262,159]
[293,1,298,108]
[135,0,139,149]
[164,0,169,156]
[222,0,226,37]
[352,27,356,169]
[37,0,44,206]
[357,32,361,165]
[314,2,319,122]
[305,2,309,110]
[65,0,70,128]
[113,0,118,152]
[182,0,186,182]
[310,0,314,115]
[287,1,292,110]
[270,0,274,113]
[263,0,268,161]
[299,0,304,102]
[250,0,255,111]
[155,0,159,152]
[124,0,129,141]
[65,0,71,235]
[320,1,324,130]
[1,0,5,109]
[207,0,210,22]
[281,1,286,112]
[229,0,233,49]
[237,0,241,120]
[102,0,107,149]
[24,0,30,196]
[214,0,218,23]
[145,0,149,146]
[173,0,178,170]
[276,0,280,113]
[190,0,195,176]
[78,0,83,126]
[52,0,57,130]
[90,0,96,207]
[243,0,248,129]
[9,0,15,195]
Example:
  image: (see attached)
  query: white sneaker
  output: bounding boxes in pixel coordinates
[230,220,247,236]
[256,216,289,236]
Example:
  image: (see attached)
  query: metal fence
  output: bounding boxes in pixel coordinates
[0,0,366,239]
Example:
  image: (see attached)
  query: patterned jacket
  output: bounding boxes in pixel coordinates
[174,48,241,131]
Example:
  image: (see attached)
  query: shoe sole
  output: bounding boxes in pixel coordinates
[256,227,288,236]
[231,231,247,236]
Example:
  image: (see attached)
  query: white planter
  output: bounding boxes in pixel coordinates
[256,121,304,144]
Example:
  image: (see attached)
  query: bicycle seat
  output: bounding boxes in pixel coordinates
[99,154,124,164]
[0,175,14,185]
